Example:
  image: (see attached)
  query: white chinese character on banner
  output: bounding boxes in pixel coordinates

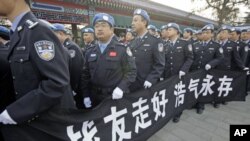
[218,75,233,97]
[132,97,152,133]
[151,89,168,121]
[104,107,131,141]
[188,78,200,99]
[199,74,215,96]
[174,81,186,108]
[66,120,100,141]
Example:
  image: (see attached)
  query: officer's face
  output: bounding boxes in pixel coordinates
[83,33,94,43]
[220,30,229,40]
[54,31,65,43]
[148,29,155,36]
[241,32,248,41]
[166,28,178,38]
[94,21,113,42]
[126,32,134,41]
[202,30,213,41]
[229,32,239,41]
[0,0,15,17]
[161,29,168,39]
[132,15,147,33]
[183,31,190,39]
[197,34,203,41]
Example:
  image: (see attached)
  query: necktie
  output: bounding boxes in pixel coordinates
[99,44,105,53]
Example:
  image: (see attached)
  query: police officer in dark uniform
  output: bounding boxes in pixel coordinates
[229,27,248,66]
[0,0,76,140]
[164,23,194,122]
[0,26,10,47]
[217,25,249,104]
[147,24,157,37]
[81,27,95,55]
[183,28,196,44]
[82,13,137,106]
[0,25,14,113]
[129,9,165,91]
[217,25,248,71]
[53,23,86,108]
[191,24,224,112]
[125,28,136,47]
[160,25,169,45]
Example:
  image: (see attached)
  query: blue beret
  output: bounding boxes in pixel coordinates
[201,24,214,31]
[184,28,193,33]
[241,28,250,33]
[166,23,180,32]
[147,25,156,31]
[0,26,10,40]
[133,9,150,23]
[217,25,231,33]
[53,23,67,33]
[82,28,94,33]
[160,25,168,30]
[195,30,202,34]
[92,13,115,27]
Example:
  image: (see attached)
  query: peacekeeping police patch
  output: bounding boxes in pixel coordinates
[126,47,133,56]
[219,48,223,54]
[34,40,55,61]
[188,44,192,51]
[158,43,164,52]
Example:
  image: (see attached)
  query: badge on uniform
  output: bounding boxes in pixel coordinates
[68,49,76,58]
[158,43,164,52]
[126,47,133,57]
[245,46,249,52]
[219,48,223,54]
[34,40,55,61]
[188,44,192,52]
[109,51,117,57]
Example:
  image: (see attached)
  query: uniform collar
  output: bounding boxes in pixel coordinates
[170,37,178,45]
[139,31,148,39]
[11,11,29,32]
[63,38,71,46]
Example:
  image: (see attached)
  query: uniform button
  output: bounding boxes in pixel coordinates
[200,56,203,58]
[12,76,15,80]
[201,51,204,54]
[15,92,18,95]
[170,57,173,59]
[20,59,24,62]
[9,60,11,63]
[171,63,173,65]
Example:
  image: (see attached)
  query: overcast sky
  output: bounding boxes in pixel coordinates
[150,0,249,22]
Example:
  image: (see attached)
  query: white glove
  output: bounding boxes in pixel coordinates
[205,64,211,70]
[144,81,152,89]
[247,71,250,76]
[243,67,249,71]
[112,87,123,100]
[84,97,92,108]
[0,110,17,125]
[179,71,186,79]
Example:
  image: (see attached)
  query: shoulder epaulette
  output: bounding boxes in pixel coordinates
[25,19,39,29]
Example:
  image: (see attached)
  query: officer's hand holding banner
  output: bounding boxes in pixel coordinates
[0,110,16,125]
[112,87,123,99]
[144,80,152,89]
[179,71,186,79]
[205,64,212,70]
[83,97,92,108]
